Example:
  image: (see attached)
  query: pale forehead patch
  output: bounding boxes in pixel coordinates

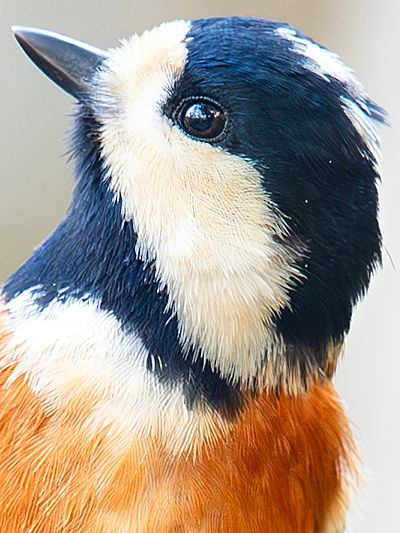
[275,26,381,160]
[110,19,190,83]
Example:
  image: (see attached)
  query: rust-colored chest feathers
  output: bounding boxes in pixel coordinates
[0,308,354,532]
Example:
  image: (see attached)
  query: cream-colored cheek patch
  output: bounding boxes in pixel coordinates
[96,20,302,386]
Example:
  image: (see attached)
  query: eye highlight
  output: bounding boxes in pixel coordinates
[177,97,228,142]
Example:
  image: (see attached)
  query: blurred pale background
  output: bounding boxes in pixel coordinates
[1,1,399,531]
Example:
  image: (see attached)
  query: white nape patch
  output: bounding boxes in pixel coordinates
[96,21,301,386]
[341,97,381,161]
[275,27,381,160]
[275,27,365,91]
[4,290,226,455]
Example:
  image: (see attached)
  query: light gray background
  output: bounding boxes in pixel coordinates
[1,1,399,531]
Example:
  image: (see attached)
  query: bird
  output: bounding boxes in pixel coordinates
[1,16,384,533]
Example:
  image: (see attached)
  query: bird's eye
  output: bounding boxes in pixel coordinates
[177,98,227,142]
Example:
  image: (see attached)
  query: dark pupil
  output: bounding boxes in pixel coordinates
[181,102,226,140]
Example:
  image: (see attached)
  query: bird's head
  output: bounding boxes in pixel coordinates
[9,17,384,396]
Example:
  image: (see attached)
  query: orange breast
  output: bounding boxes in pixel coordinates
[0,314,355,533]
[134,381,356,533]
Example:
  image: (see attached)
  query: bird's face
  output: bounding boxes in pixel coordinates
[95,20,300,387]
[9,17,384,392]
[93,17,382,388]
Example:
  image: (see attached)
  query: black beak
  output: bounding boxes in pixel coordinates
[12,26,108,100]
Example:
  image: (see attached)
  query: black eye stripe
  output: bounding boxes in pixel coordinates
[175,97,228,142]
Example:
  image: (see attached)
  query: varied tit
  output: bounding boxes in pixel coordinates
[1,16,384,533]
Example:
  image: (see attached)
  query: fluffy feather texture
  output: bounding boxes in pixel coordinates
[3,290,228,456]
